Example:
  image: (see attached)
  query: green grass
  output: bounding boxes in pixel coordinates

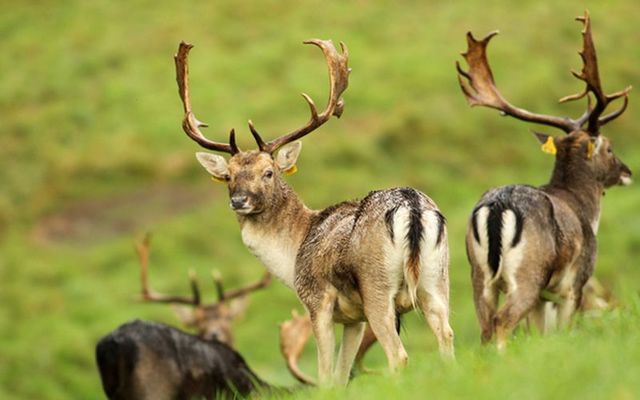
[1,1,639,399]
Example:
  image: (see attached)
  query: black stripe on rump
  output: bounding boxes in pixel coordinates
[485,187,525,275]
[486,203,506,276]
[385,205,400,243]
[399,188,424,281]
[471,206,481,243]
[435,210,446,246]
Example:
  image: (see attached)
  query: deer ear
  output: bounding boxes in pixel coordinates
[275,142,302,174]
[586,137,602,160]
[532,132,556,155]
[228,297,249,320]
[172,305,197,327]
[196,152,229,182]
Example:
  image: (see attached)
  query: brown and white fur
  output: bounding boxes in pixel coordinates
[197,145,454,385]
[457,12,632,351]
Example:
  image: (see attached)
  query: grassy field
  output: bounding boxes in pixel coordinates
[1,1,639,399]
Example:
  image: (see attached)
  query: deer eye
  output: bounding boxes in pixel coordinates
[607,146,612,154]
[223,174,231,182]
[263,170,273,179]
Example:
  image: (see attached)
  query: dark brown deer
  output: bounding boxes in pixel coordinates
[177,39,454,385]
[95,236,272,399]
[457,11,632,351]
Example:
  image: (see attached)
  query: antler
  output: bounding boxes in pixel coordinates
[135,234,202,305]
[213,271,272,303]
[456,11,631,135]
[279,310,316,385]
[175,41,240,155]
[457,32,580,133]
[559,10,631,135]
[250,39,350,154]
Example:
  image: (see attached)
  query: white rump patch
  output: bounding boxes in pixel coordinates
[500,209,525,292]
[470,207,491,286]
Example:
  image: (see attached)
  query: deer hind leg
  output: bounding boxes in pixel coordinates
[494,285,541,352]
[472,277,498,345]
[470,257,498,345]
[362,292,408,372]
[417,283,454,359]
[334,322,365,386]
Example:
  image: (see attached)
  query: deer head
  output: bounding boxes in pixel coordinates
[174,40,350,217]
[456,11,632,189]
[135,234,272,345]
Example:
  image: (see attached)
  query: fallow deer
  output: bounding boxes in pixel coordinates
[95,235,272,399]
[176,39,454,385]
[456,11,632,351]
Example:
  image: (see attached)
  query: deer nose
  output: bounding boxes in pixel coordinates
[230,194,248,210]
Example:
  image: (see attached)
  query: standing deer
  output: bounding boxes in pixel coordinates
[177,39,454,385]
[456,11,632,351]
[95,236,272,399]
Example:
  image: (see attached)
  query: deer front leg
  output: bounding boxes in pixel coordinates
[309,292,337,386]
[334,322,365,386]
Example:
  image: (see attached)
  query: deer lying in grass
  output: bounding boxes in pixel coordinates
[457,11,632,351]
[95,236,272,399]
[177,39,454,385]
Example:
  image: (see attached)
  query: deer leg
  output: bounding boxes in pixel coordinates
[363,294,408,372]
[309,293,336,386]
[494,287,540,352]
[417,285,454,359]
[557,289,581,329]
[527,301,547,334]
[473,279,498,345]
[334,322,365,386]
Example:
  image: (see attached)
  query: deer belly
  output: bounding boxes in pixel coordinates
[394,287,414,313]
[333,292,365,323]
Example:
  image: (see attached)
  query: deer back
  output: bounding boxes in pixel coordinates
[95,320,267,400]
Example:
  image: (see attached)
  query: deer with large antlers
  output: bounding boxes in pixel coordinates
[95,236,273,399]
[177,39,454,385]
[457,11,632,351]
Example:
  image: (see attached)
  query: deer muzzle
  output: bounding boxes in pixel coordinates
[620,163,632,186]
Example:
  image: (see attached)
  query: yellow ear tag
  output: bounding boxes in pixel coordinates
[587,140,595,159]
[541,136,557,155]
[211,176,227,184]
[283,165,298,176]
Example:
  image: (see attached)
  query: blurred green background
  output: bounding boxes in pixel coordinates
[1,1,639,399]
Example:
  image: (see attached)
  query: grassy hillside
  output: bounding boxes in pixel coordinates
[1,1,639,398]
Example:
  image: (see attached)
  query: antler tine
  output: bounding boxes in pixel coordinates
[561,11,632,135]
[256,39,350,154]
[279,310,317,385]
[215,272,273,303]
[457,31,580,133]
[175,41,238,155]
[134,234,201,306]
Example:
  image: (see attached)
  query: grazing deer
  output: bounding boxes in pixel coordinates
[176,39,454,385]
[95,236,272,399]
[456,11,632,351]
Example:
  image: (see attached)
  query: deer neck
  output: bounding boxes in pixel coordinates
[545,157,604,234]
[237,182,313,289]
